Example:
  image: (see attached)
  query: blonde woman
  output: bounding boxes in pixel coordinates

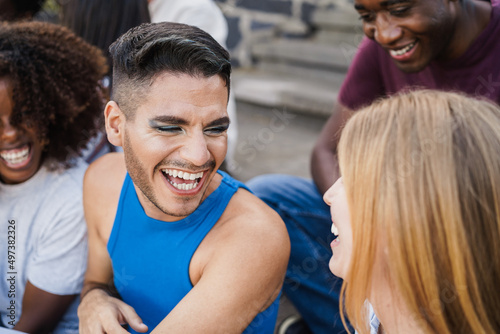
[324,90,500,334]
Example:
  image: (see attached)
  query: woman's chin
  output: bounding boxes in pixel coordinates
[329,257,344,279]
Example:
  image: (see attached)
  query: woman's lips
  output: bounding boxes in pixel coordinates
[0,144,32,168]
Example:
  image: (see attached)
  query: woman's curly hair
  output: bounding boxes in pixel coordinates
[0,21,108,168]
[0,0,46,21]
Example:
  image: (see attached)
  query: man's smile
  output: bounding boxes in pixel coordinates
[388,41,417,61]
[161,168,206,192]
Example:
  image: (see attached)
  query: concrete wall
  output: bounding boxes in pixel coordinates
[215,0,354,67]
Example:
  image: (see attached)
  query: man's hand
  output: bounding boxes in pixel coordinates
[78,288,148,334]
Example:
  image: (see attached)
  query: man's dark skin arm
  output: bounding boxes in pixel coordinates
[14,281,76,334]
[311,103,354,195]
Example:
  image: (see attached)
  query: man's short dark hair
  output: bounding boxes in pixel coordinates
[109,22,231,117]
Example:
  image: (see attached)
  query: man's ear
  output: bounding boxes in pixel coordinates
[105,101,125,147]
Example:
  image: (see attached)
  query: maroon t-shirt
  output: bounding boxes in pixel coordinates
[339,0,500,110]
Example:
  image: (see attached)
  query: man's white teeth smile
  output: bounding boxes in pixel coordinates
[0,145,30,165]
[170,181,199,191]
[390,42,416,56]
[162,169,204,191]
[162,169,204,180]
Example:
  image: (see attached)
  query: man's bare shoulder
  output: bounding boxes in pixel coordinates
[192,187,290,312]
[83,153,127,235]
[228,188,284,228]
[84,152,126,195]
[216,187,290,256]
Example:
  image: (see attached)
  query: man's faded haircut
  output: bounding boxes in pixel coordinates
[109,22,231,118]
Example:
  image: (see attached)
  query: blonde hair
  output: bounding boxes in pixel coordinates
[337,90,500,334]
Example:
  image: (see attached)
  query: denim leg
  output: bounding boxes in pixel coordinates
[247,175,347,334]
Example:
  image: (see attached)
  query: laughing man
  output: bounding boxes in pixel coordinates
[77,22,290,334]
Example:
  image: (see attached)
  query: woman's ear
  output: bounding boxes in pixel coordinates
[105,101,125,147]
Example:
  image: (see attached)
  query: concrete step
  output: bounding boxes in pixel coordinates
[274,19,311,39]
[255,60,346,86]
[311,8,362,32]
[251,39,352,72]
[314,29,364,46]
[232,68,338,118]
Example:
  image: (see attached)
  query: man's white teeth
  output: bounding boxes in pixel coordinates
[170,181,199,191]
[163,169,203,180]
[331,224,339,236]
[390,42,415,57]
[0,146,30,165]
[162,169,203,191]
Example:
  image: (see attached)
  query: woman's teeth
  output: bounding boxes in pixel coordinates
[331,223,339,236]
[0,146,30,165]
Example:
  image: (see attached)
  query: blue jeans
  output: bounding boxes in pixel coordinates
[247,174,347,334]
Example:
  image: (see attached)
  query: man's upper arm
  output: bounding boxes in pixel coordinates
[153,192,290,333]
[82,153,126,294]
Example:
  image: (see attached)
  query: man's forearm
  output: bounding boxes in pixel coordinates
[310,147,341,195]
[81,280,118,300]
[311,105,350,194]
[14,282,76,334]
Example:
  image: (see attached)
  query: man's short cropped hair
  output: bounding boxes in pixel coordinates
[109,22,231,118]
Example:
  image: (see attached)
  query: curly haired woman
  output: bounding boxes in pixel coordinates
[0,21,107,333]
[324,90,500,334]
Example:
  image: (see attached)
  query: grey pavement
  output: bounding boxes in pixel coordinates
[229,101,328,332]
[230,101,327,183]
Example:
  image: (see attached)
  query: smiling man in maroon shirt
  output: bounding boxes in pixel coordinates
[247,1,500,333]
[313,0,499,192]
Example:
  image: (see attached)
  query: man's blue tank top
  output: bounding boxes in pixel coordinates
[107,171,280,333]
